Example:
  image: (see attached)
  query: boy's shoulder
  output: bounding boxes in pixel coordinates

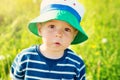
[65,48,85,65]
[20,45,38,53]
[16,45,39,60]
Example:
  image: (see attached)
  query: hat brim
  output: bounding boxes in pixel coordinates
[28,10,88,44]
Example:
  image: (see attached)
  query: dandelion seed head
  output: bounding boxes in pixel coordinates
[102,38,108,43]
[0,55,5,60]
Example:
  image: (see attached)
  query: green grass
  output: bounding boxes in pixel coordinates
[0,0,120,80]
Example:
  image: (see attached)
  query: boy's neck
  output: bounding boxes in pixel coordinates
[39,44,64,59]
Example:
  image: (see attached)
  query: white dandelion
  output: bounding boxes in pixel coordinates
[102,38,108,44]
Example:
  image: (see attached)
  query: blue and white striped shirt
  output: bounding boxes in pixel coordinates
[10,45,86,80]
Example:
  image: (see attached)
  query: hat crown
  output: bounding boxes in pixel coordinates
[40,0,84,20]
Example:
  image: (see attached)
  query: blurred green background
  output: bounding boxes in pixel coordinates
[0,0,120,80]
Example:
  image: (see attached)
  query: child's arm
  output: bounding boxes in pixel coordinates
[10,53,26,80]
[75,60,86,80]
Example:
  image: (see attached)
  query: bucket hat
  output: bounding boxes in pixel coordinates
[28,0,88,44]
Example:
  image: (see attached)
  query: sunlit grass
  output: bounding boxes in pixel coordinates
[0,0,120,80]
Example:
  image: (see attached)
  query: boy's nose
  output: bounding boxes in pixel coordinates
[55,30,63,38]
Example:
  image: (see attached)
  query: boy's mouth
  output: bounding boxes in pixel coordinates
[54,42,61,46]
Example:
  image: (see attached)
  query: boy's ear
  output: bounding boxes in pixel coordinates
[74,30,78,37]
[72,30,78,40]
[37,23,42,36]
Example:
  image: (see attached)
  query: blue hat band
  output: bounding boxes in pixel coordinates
[41,4,81,22]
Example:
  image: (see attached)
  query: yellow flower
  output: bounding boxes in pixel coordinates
[91,44,96,49]
[95,51,100,56]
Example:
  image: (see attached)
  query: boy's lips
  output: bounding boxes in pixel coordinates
[54,42,61,46]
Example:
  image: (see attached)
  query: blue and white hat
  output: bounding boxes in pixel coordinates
[28,0,88,44]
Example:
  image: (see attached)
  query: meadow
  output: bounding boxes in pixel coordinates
[0,0,120,80]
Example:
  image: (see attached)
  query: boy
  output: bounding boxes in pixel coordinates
[10,0,88,80]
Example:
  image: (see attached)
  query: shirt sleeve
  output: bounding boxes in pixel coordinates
[79,64,86,80]
[75,60,86,80]
[10,53,27,80]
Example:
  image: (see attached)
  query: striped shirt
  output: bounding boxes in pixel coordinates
[10,45,86,80]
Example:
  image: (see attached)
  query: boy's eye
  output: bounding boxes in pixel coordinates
[49,25,55,29]
[65,28,71,32]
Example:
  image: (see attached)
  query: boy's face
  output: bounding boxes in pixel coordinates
[38,20,78,51]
